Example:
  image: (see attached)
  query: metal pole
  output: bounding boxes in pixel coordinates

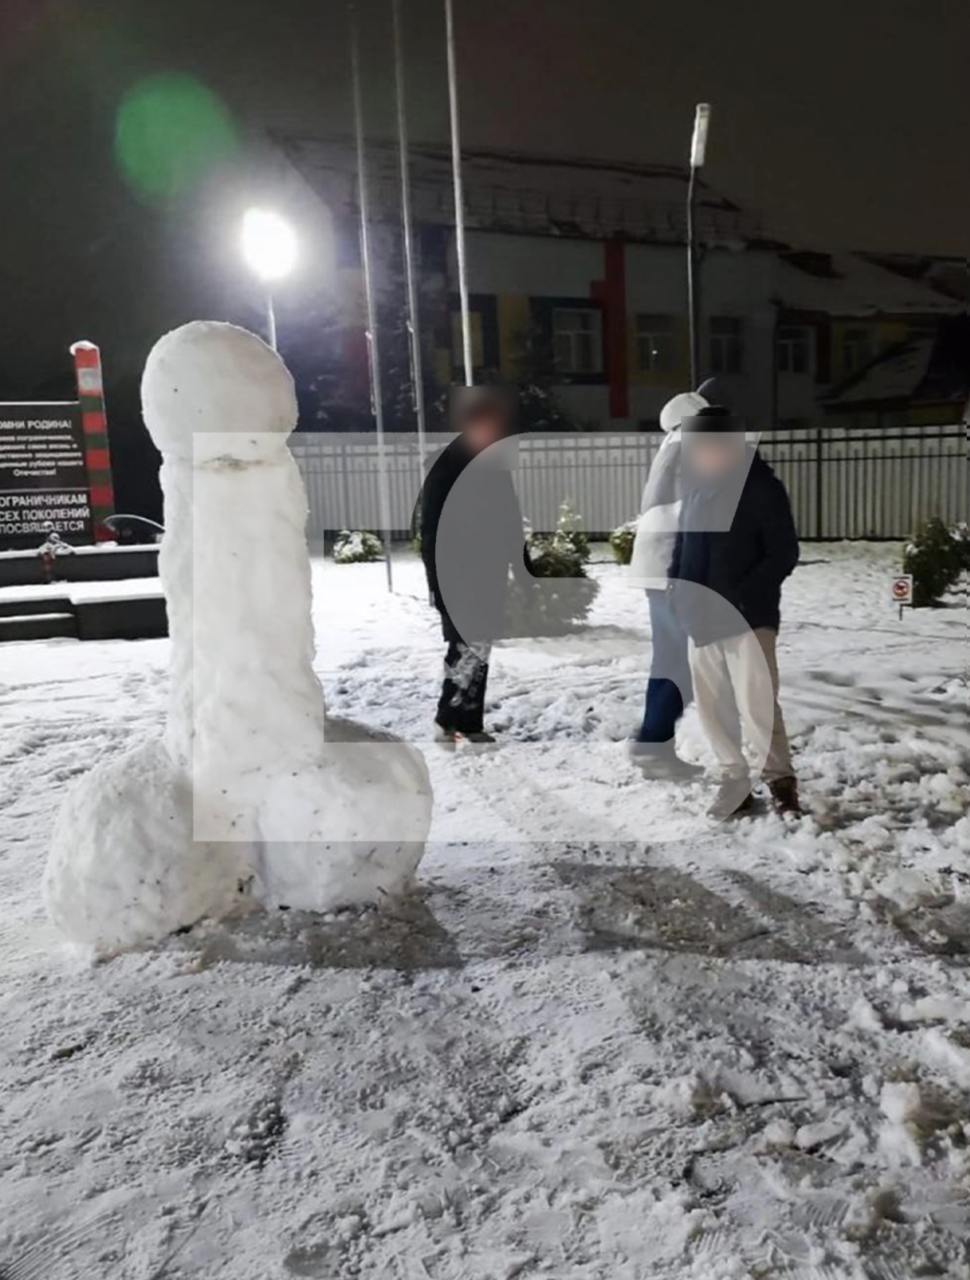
[686,104,711,389]
[349,0,394,591]
[266,291,278,351]
[686,165,700,387]
[444,0,473,387]
[392,0,428,474]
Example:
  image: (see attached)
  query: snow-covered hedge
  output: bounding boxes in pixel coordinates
[903,517,968,606]
[507,503,598,635]
[609,520,637,566]
[333,530,384,564]
[551,501,590,565]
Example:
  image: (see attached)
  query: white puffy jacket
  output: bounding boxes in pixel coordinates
[627,390,708,590]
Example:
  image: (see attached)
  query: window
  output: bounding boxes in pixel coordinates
[843,327,872,374]
[636,314,676,373]
[709,317,743,374]
[777,325,813,375]
[552,307,602,375]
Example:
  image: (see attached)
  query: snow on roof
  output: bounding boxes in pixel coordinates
[862,253,970,305]
[777,253,959,318]
[279,134,762,246]
[825,336,936,406]
[280,135,961,318]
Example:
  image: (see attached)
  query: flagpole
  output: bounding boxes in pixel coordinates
[444,0,473,387]
[392,0,429,474]
[349,0,394,591]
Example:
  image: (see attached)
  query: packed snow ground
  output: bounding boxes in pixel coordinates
[1,543,968,1279]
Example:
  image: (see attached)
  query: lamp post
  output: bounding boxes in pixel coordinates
[240,208,298,350]
[687,103,711,387]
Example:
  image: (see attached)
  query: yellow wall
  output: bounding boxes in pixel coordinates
[907,401,961,425]
[451,312,485,368]
[497,294,532,376]
[830,318,912,381]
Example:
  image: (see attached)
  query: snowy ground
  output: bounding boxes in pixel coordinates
[1,543,968,1280]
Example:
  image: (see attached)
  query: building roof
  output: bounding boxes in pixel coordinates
[278,134,762,247]
[825,316,970,408]
[861,253,970,305]
[825,337,936,407]
[777,251,959,318]
[280,135,964,321]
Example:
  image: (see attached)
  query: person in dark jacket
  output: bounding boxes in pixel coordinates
[669,405,800,817]
[419,386,529,743]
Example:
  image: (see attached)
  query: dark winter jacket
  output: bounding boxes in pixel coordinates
[418,437,527,644]
[669,450,799,646]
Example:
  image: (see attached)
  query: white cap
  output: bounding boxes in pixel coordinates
[659,389,709,434]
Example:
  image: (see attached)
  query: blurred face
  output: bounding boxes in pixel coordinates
[464,408,507,453]
[687,432,744,480]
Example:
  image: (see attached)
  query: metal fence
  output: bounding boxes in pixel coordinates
[290,423,968,542]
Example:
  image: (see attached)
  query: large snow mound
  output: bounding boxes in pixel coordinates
[43,739,249,952]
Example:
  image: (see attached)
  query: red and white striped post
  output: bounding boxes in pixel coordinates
[70,340,114,542]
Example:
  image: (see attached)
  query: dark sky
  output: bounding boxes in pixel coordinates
[2,0,968,400]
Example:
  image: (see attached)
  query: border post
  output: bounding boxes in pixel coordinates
[70,341,114,541]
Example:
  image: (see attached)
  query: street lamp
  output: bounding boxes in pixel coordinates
[687,103,711,386]
[240,207,297,350]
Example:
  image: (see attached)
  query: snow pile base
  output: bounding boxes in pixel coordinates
[44,322,431,953]
[44,739,248,951]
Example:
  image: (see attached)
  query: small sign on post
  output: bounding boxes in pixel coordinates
[891,573,914,619]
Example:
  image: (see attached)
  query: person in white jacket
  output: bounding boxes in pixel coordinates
[627,383,717,777]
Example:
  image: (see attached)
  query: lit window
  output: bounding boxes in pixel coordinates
[636,314,676,372]
[709,316,743,374]
[552,307,603,375]
[777,325,813,375]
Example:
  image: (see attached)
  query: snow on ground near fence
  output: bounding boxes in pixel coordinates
[1,543,968,1279]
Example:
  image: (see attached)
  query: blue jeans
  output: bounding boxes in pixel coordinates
[637,589,693,745]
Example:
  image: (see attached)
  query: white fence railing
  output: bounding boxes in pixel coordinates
[289,424,968,542]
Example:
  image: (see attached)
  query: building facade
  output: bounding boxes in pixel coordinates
[280,136,965,432]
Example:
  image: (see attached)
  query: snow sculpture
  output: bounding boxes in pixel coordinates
[45,322,432,952]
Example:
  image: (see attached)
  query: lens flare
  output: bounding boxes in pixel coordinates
[115,73,238,201]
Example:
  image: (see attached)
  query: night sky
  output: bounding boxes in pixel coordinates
[1,0,966,450]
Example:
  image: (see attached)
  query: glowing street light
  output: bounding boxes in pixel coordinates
[686,103,712,386]
[690,103,711,169]
[240,208,297,350]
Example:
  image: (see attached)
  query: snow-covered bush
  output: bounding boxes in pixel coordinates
[953,522,970,572]
[903,517,965,605]
[610,520,637,566]
[507,505,599,636]
[553,501,590,564]
[333,530,384,564]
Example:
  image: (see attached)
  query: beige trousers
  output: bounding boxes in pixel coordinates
[689,627,794,782]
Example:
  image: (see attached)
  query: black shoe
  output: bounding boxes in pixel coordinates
[768,776,801,815]
[629,742,704,781]
[708,778,755,820]
[433,722,459,748]
[435,723,497,749]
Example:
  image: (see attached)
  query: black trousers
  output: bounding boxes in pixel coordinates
[436,639,492,734]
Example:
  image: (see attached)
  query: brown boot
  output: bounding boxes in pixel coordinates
[768,776,801,815]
